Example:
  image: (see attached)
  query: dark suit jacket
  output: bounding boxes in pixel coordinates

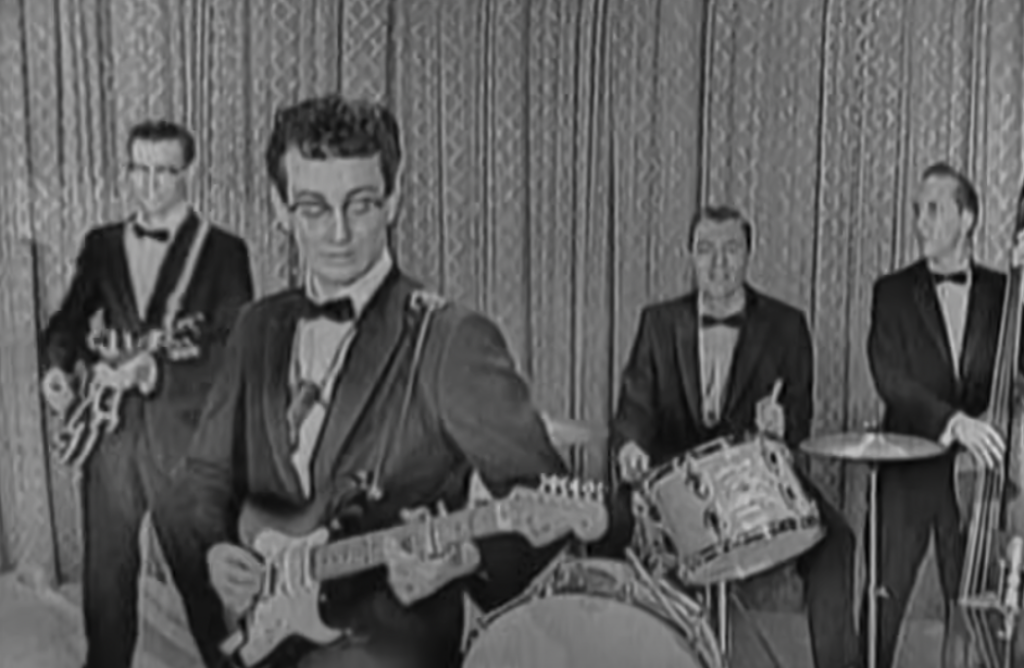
[867,260,1009,442]
[41,212,254,470]
[612,286,814,467]
[152,267,567,667]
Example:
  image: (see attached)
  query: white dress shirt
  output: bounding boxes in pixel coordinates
[288,249,394,497]
[698,292,746,427]
[933,266,971,447]
[123,203,191,318]
[934,271,971,378]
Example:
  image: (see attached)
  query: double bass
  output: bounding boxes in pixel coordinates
[946,183,1024,668]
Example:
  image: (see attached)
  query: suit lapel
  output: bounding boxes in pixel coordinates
[101,224,144,331]
[673,296,703,425]
[911,261,957,378]
[311,271,414,492]
[144,212,200,326]
[262,292,307,474]
[961,265,1001,383]
[723,288,769,416]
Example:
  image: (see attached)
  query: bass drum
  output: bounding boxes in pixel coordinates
[462,558,722,668]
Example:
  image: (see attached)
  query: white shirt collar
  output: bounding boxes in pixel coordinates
[133,201,192,238]
[306,248,394,319]
[697,287,747,318]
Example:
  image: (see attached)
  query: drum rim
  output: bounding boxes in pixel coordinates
[463,559,717,667]
[641,433,787,490]
[678,516,825,577]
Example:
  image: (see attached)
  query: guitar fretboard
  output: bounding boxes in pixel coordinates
[311,501,509,583]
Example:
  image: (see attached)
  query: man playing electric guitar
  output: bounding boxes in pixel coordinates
[152,96,570,668]
[40,120,254,668]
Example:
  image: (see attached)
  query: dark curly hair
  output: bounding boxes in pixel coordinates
[265,95,402,201]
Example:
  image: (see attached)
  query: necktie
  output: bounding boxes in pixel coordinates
[931,271,968,286]
[304,296,356,323]
[132,223,171,243]
[287,380,322,446]
[700,312,745,329]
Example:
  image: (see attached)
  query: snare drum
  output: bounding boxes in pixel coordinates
[462,558,722,668]
[639,434,823,585]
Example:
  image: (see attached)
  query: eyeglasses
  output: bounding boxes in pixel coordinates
[287,195,385,227]
[127,162,185,179]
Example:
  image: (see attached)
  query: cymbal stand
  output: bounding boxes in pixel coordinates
[866,461,880,668]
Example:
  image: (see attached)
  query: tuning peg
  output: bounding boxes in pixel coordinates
[539,474,551,494]
[568,478,581,497]
[582,481,595,497]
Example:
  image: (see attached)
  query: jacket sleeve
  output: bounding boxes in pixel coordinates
[150,305,252,666]
[41,229,103,372]
[435,310,570,609]
[611,307,659,453]
[867,279,956,441]
[782,312,814,449]
[196,236,255,351]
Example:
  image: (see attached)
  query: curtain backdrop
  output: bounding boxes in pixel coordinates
[2,0,1023,620]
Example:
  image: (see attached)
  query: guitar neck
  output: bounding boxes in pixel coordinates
[310,501,508,583]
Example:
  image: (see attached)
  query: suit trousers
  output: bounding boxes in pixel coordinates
[798,476,861,668]
[80,413,170,668]
[861,454,963,668]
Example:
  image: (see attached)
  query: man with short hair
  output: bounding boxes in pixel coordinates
[152,96,567,668]
[867,162,1024,668]
[612,206,862,668]
[40,119,254,668]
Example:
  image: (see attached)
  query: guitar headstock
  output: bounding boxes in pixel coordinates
[502,475,608,547]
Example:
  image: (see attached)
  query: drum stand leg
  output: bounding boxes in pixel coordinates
[705,582,731,658]
[867,462,880,668]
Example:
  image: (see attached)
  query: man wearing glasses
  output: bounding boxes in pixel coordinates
[153,96,567,668]
[40,120,254,668]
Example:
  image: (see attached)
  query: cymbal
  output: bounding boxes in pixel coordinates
[800,431,945,462]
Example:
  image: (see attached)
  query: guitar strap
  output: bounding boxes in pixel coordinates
[355,289,448,503]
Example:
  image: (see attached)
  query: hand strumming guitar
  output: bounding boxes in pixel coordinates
[207,542,265,618]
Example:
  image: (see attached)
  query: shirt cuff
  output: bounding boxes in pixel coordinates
[939,413,960,448]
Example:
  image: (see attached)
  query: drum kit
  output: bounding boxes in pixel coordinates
[462,418,946,668]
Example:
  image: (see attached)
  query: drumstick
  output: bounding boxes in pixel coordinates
[769,379,783,403]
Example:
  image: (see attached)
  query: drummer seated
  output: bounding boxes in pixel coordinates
[605,205,863,668]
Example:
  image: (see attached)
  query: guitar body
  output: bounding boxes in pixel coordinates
[219,476,608,668]
[230,501,342,667]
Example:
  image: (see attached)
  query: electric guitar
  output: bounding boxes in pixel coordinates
[219,475,608,666]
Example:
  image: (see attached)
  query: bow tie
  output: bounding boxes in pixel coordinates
[700,312,745,329]
[132,223,171,243]
[931,271,969,286]
[303,296,356,323]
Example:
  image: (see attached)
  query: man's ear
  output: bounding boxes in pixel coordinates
[962,209,977,240]
[270,185,292,233]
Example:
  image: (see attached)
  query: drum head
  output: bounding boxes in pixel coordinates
[463,594,706,668]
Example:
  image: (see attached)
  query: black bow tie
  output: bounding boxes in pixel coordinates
[931,271,969,286]
[132,223,171,243]
[304,296,356,323]
[700,312,745,329]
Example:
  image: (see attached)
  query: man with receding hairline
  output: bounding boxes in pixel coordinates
[866,161,1024,668]
[611,205,862,668]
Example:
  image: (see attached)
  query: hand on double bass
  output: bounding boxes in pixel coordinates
[948,413,1006,470]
